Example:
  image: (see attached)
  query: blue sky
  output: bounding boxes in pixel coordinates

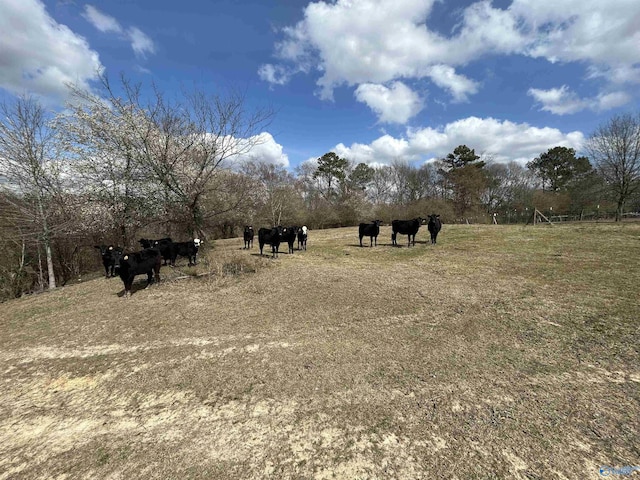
[1,0,639,169]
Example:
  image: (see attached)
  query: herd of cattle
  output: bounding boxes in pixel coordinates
[242,225,308,257]
[94,238,202,297]
[359,214,442,247]
[95,215,441,296]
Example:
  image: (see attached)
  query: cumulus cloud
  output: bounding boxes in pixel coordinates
[0,0,103,100]
[427,65,479,103]
[236,132,289,167]
[329,116,584,166]
[354,82,423,124]
[83,5,155,59]
[528,85,632,114]
[527,86,587,115]
[260,0,639,112]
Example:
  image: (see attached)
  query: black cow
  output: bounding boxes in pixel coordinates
[258,226,283,258]
[167,239,201,266]
[428,214,442,244]
[297,225,308,251]
[139,238,173,265]
[94,244,123,278]
[281,226,299,254]
[359,220,382,247]
[118,248,161,297]
[243,226,254,249]
[391,217,424,247]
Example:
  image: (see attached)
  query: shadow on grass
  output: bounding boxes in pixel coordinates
[117,280,156,297]
[347,243,390,248]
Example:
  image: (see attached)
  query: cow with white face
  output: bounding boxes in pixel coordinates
[166,238,202,266]
[298,225,308,250]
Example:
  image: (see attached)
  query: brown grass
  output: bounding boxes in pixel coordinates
[1,223,639,479]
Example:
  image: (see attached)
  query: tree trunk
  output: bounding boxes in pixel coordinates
[37,242,44,292]
[189,198,204,239]
[616,200,624,222]
[120,223,128,249]
[45,241,56,289]
[38,199,56,289]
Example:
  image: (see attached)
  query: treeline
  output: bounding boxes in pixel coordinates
[1,76,639,299]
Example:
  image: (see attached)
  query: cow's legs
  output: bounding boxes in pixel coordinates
[124,278,134,297]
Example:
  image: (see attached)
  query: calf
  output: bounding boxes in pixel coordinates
[118,248,161,297]
[359,220,382,247]
[139,237,173,265]
[243,226,254,249]
[167,239,201,266]
[391,218,424,247]
[297,225,308,251]
[94,244,123,278]
[428,214,442,244]
[281,226,299,254]
[258,226,283,258]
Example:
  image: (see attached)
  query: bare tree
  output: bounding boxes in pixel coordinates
[60,84,156,246]
[586,113,640,221]
[368,165,393,204]
[0,97,64,289]
[483,162,536,213]
[68,75,274,239]
[243,161,298,226]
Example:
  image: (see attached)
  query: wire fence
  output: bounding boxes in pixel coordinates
[451,211,640,225]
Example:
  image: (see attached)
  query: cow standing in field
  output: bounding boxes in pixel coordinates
[94,244,123,278]
[281,226,299,254]
[359,220,382,247]
[428,214,442,244]
[166,239,201,266]
[391,218,424,247]
[244,226,254,249]
[118,248,162,297]
[139,237,173,265]
[298,225,308,251]
[258,226,283,258]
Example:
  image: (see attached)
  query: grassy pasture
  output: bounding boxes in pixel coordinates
[0,223,638,479]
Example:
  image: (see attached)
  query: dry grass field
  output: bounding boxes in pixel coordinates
[1,223,639,479]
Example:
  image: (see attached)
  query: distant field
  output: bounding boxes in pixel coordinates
[1,223,638,479]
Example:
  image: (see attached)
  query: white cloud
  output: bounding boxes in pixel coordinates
[83,5,155,59]
[587,64,640,85]
[453,0,527,56]
[0,0,103,100]
[528,85,632,114]
[260,0,640,110]
[527,86,587,115]
[515,0,640,66]
[237,132,289,167]
[258,64,291,86]
[330,116,584,166]
[427,65,479,103]
[354,82,423,124]
[127,27,155,58]
[82,5,122,34]
[265,0,443,100]
[594,91,631,111]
